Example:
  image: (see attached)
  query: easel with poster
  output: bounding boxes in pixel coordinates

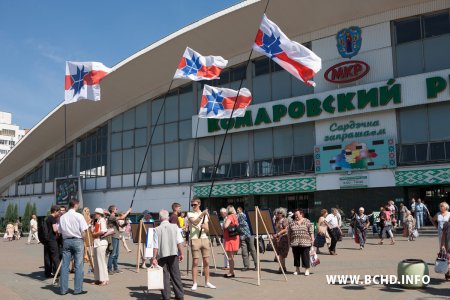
[131,219,155,273]
[247,207,288,285]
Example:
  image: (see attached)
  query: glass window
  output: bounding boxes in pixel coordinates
[122,130,134,149]
[399,106,428,143]
[123,149,134,174]
[179,91,195,120]
[111,151,122,175]
[252,74,271,104]
[232,132,248,162]
[292,156,305,172]
[273,126,293,157]
[165,94,179,123]
[423,12,450,38]
[151,145,164,171]
[135,128,147,147]
[111,115,123,132]
[446,141,450,159]
[198,137,214,166]
[400,145,416,163]
[254,58,270,76]
[165,123,178,142]
[292,76,314,97]
[150,125,164,144]
[293,123,315,155]
[272,71,291,101]
[430,142,445,160]
[165,142,179,170]
[254,159,272,177]
[135,102,148,128]
[123,109,135,131]
[179,119,192,140]
[273,157,292,175]
[428,102,450,141]
[218,70,230,86]
[254,129,273,159]
[231,162,249,178]
[395,41,424,77]
[215,135,231,163]
[395,17,421,44]
[111,132,122,150]
[179,140,195,168]
[416,143,428,161]
[423,35,450,72]
[134,147,147,173]
[199,166,214,181]
[305,155,314,172]
[215,164,230,179]
[231,65,246,82]
[151,98,164,125]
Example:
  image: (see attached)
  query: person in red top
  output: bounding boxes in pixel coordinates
[223,205,240,278]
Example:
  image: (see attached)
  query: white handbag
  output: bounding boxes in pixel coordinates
[147,265,164,290]
[434,249,449,274]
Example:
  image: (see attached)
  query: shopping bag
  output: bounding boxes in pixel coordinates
[354,233,360,244]
[310,248,320,267]
[147,265,164,290]
[412,229,419,239]
[314,234,326,248]
[347,226,353,237]
[435,249,449,274]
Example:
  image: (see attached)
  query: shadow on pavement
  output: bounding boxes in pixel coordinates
[127,285,213,299]
[16,271,48,281]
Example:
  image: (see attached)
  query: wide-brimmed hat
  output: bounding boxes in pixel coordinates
[94,208,104,215]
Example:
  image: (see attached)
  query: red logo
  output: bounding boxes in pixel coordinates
[324,60,370,83]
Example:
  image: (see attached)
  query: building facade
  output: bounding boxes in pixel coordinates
[0,112,25,160]
[1,0,450,220]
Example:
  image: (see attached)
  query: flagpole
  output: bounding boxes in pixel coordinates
[198,0,272,237]
[130,79,175,209]
[64,104,67,146]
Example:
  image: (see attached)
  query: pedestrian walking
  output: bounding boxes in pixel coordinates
[27,214,40,244]
[415,199,425,229]
[379,205,395,245]
[439,219,450,281]
[399,203,408,227]
[5,223,14,241]
[44,205,61,278]
[404,210,416,241]
[237,206,257,271]
[223,205,239,278]
[14,219,21,240]
[316,209,330,253]
[288,209,314,276]
[430,202,450,246]
[273,207,289,272]
[58,199,89,295]
[187,197,216,290]
[219,208,229,270]
[91,208,109,286]
[325,208,341,255]
[151,210,185,300]
[355,207,369,249]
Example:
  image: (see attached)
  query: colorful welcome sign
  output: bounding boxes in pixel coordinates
[314,138,396,173]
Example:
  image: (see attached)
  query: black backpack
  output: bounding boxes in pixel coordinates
[37,217,50,244]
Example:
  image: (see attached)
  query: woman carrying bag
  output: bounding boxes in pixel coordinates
[439,220,450,281]
[223,205,240,278]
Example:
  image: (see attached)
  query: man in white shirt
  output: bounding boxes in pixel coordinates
[151,210,184,300]
[27,215,40,244]
[325,208,340,255]
[58,199,88,296]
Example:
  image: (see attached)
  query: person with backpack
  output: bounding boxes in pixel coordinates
[44,205,61,278]
[27,214,40,244]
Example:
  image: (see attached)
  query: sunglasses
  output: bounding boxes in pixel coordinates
[191,204,198,207]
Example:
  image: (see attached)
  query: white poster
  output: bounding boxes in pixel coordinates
[144,228,155,258]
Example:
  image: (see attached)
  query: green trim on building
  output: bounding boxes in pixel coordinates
[193,177,316,197]
[395,168,450,186]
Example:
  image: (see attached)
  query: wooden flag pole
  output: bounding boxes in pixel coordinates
[136,219,143,273]
[52,261,62,285]
[256,206,260,286]
[257,207,287,282]
[209,237,217,271]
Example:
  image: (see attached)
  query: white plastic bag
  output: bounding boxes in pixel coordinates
[310,247,320,267]
[347,226,353,237]
[147,265,164,290]
[412,229,419,238]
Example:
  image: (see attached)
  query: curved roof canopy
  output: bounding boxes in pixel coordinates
[0,0,426,193]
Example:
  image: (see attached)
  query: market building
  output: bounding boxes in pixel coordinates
[1,0,450,220]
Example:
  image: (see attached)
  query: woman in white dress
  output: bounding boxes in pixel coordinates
[92,208,109,286]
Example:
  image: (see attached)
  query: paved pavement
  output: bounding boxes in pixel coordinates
[0,234,449,300]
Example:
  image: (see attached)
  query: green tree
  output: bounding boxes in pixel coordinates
[22,203,32,232]
[13,204,19,221]
[32,203,37,216]
[4,203,15,224]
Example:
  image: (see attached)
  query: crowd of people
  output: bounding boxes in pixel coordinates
[4,195,449,297]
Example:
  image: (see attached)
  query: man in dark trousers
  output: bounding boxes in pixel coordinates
[44,205,61,278]
[152,209,184,300]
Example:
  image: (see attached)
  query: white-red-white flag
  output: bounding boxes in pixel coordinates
[199,85,252,119]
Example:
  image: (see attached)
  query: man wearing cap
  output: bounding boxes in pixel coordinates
[92,208,109,285]
[151,209,184,300]
[58,199,89,295]
[107,205,132,275]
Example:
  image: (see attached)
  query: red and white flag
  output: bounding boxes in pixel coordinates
[174,47,228,81]
[199,85,252,119]
[64,61,111,103]
[253,14,321,86]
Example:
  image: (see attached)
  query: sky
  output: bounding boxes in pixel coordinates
[0,0,242,129]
